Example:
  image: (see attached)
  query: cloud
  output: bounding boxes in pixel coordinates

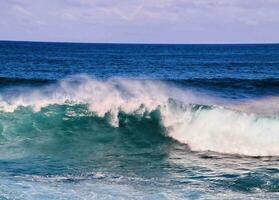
[0,0,279,43]
[12,4,32,17]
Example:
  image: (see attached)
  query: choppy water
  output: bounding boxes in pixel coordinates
[0,41,278,199]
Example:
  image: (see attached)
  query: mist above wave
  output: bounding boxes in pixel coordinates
[0,75,278,156]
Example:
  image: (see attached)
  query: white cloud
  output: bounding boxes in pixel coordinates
[0,0,279,43]
[12,4,32,17]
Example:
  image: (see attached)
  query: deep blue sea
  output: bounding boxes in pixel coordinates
[0,41,278,199]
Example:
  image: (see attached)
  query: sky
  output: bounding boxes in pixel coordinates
[0,0,279,44]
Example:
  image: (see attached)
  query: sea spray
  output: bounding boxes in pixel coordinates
[0,75,278,156]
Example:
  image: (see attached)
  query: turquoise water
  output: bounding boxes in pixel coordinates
[0,42,278,199]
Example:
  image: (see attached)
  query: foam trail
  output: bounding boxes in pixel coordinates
[0,75,278,156]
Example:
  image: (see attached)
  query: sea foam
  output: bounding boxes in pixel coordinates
[0,75,278,156]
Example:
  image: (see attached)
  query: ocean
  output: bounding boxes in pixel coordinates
[0,41,278,199]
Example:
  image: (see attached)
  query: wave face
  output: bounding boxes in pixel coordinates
[0,75,278,157]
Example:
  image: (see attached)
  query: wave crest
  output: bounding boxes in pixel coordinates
[0,75,278,156]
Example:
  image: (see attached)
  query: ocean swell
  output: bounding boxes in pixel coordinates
[0,75,278,157]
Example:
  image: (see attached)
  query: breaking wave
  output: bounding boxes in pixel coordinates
[0,75,278,157]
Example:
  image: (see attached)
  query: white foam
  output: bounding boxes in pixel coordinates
[0,75,278,156]
[162,103,279,156]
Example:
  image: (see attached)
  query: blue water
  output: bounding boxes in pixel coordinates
[0,41,278,199]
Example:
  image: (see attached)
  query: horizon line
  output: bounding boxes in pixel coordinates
[1,39,279,45]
